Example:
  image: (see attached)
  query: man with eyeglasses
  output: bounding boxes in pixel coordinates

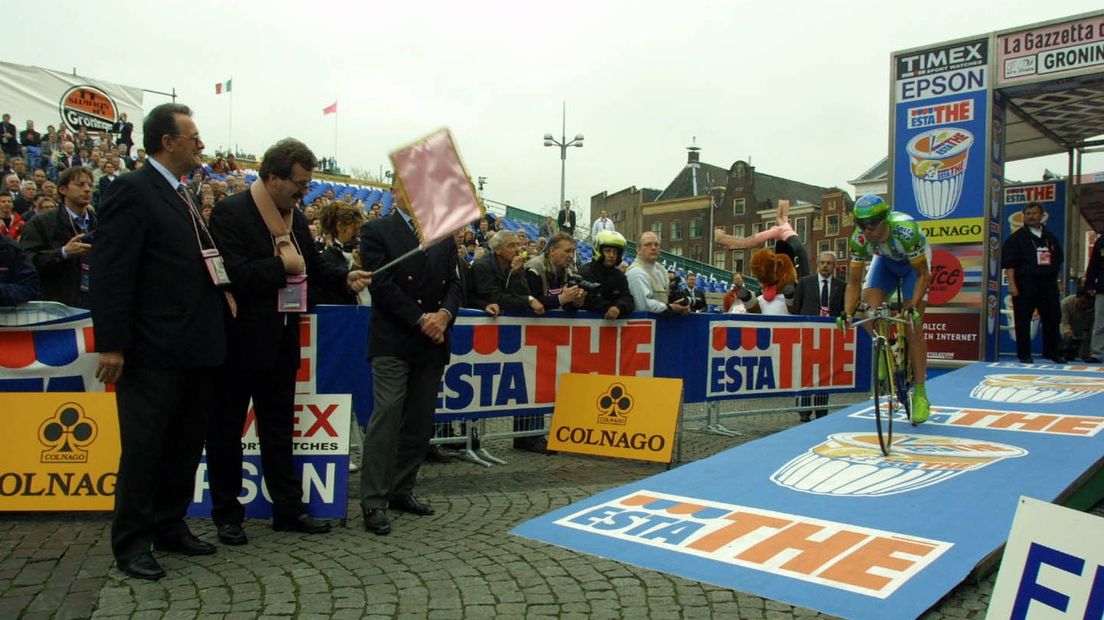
[205,138,371,545]
[837,194,932,423]
[627,232,690,315]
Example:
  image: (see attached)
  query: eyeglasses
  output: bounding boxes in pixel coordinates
[288,178,311,190]
[856,216,887,230]
[173,133,202,146]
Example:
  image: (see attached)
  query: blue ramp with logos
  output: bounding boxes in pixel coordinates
[513,361,1104,620]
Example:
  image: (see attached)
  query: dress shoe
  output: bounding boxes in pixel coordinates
[389,494,435,516]
[1048,354,1068,364]
[217,523,248,546]
[798,413,812,423]
[425,445,453,463]
[273,513,332,534]
[117,552,165,580]
[153,534,217,556]
[1084,356,1102,363]
[363,508,391,535]
[1017,356,1034,364]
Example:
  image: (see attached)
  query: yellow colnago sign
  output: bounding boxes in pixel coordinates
[918,217,984,244]
[0,393,120,511]
[548,374,683,463]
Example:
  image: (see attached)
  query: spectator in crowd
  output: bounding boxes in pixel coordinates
[0,193,25,240]
[54,142,80,171]
[1001,201,1065,364]
[225,153,241,173]
[0,114,18,158]
[40,180,58,204]
[89,102,228,581]
[792,251,845,421]
[357,189,460,536]
[580,230,634,320]
[31,168,47,189]
[310,200,366,306]
[590,209,614,239]
[9,156,27,182]
[1087,234,1104,364]
[20,120,42,165]
[1060,282,1095,363]
[472,230,544,315]
[723,272,754,313]
[539,215,555,240]
[112,113,134,155]
[681,273,708,312]
[14,180,37,217]
[206,138,370,545]
[199,193,214,224]
[627,232,689,315]
[556,200,576,237]
[5,173,21,199]
[473,218,489,245]
[20,167,96,308]
[40,133,59,169]
[97,161,119,206]
[33,194,58,216]
[0,234,40,305]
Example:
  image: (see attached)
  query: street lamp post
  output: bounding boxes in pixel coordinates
[543,101,584,212]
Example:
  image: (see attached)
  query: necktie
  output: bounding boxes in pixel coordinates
[820,278,829,308]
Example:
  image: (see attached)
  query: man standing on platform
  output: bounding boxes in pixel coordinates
[792,251,845,421]
[357,190,462,535]
[1001,201,1065,364]
[89,103,228,580]
[205,138,370,545]
[557,200,576,237]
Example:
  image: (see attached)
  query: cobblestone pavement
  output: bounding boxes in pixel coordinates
[2,396,1101,619]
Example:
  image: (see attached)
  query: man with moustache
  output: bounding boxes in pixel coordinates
[792,251,845,421]
[20,166,97,307]
[89,103,229,580]
[205,138,371,544]
[1001,201,1065,364]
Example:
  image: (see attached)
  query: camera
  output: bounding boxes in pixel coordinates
[567,275,601,291]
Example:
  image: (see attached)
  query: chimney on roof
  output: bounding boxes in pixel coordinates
[687,137,700,166]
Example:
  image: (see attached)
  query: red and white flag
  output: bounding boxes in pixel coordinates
[389,128,483,246]
[322,101,337,115]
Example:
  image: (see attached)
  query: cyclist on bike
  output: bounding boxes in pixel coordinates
[838,194,932,423]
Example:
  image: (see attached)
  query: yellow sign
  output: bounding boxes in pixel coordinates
[0,393,119,511]
[548,374,683,463]
[918,217,984,244]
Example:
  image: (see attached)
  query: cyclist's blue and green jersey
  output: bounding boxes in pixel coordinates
[849,212,931,298]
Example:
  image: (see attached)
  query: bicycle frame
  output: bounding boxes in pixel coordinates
[853,303,915,455]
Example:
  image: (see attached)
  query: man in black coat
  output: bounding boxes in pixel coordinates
[1001,201,1065,364]
[89,103,228,581]
[0,235,40,305]
[20,166,96,308]
[205,138,370,545]
[1085,234,1104,363]
[357,193,462,535]
[112,113,134,155]
[791,251,846,421]
[556,200,576,237]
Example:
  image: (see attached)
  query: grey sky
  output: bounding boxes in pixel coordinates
[7,1,1103,220]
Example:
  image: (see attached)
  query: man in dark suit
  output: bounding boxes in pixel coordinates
[20,166,96,307]
[205,138,370,545]
[358,191,462,535]
[112,113,134,155]
[683,273,708,312]
[0,113,18,158]
[792,251,845,421]
[556,200,576,237]
[89,103,228,580]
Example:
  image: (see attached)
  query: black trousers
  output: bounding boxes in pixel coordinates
[206,362,302,525]
[796,393,829,419]
[1011,276,1061,360]
[112,366,213,561]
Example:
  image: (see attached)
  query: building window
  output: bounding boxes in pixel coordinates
[836,237,848,259]
[819,240,830,255]
[713,251,727,268]
[827,214,839,236]
[794,216,807,243]
[670,219,683,241]
[814,215,823,230]
[733,198,746,216]
[733,257,744,274]
[690,244,703,262]
[668,245,683,256]
[732,224,744,237]
[651,221,663,240]
[690,217,703,239]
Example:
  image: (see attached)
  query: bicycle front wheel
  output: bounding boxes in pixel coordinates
[871,339,894,456]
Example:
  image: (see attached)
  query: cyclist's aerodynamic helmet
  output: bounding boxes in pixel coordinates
[854,194,891,230]
[595,230,627,262]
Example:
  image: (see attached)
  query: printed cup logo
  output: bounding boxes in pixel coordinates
[971,374,1104,404]
[59,85,119,133]
[38,403,99,463]
[907,127,974,219]
[597,383,633,426]
[771,432,1026,497]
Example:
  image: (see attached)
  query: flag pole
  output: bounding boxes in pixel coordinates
[333,104,338,172]
[228,77,233,152]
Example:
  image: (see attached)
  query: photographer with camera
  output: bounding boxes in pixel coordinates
[524,231,586,313]
[20,166,97,307]
[581,230,634,320]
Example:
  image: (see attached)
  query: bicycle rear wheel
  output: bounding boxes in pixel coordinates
[871,339,894,456]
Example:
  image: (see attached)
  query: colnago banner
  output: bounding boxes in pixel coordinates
[891,37,991,362]
[0,61,144,134]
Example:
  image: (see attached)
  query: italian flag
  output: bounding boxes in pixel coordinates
[215,79,232,95]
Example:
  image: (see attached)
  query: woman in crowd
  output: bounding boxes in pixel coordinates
[310,201,368,307]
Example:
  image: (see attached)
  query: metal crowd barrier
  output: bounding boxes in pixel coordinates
[0,301,85,327]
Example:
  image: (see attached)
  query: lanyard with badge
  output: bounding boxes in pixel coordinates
[66,211,95,293]
[276,233,308,313]
[177,186,231,288]
[1032,233,1052,267]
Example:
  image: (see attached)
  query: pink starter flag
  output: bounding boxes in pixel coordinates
[389,128,484,246]
[322,102,337,115]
